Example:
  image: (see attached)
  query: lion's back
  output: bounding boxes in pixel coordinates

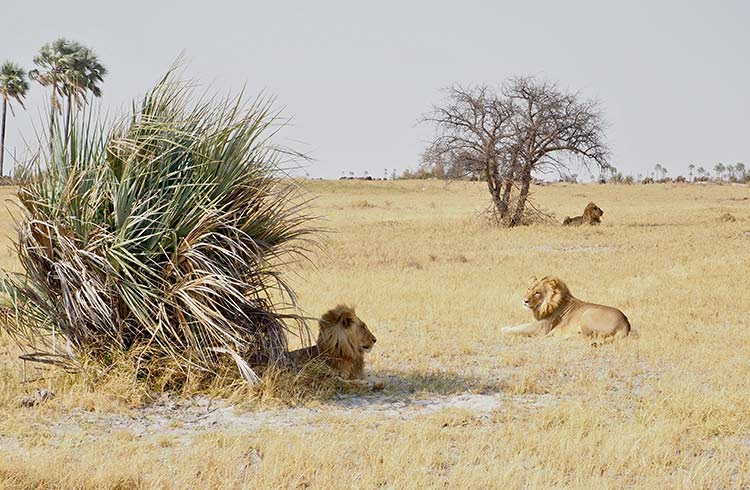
[288,345,320,365]
[573,301,631,337]
[563,215,584,226]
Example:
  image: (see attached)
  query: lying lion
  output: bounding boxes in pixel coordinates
[501,276,632,338]
[289,305,377,380]
[563,202,603,226]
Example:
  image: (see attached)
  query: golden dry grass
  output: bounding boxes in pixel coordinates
[1,180,749,488]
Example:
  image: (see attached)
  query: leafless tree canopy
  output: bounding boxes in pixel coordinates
[421,77,609,226]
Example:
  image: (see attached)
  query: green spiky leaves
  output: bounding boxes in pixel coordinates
[2,69,318,379]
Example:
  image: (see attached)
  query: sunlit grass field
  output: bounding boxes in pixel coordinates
[1,180,749,488]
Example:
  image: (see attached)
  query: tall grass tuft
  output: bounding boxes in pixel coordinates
[1,69,318,384]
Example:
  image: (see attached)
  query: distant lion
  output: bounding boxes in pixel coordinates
[501,276,632,338]
[563,201,603,226]
[289,305,376,380]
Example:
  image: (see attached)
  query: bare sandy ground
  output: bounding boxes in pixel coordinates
[47,390,555,441]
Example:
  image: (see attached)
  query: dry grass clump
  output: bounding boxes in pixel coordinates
[246,359,339,407]
[351,199,375,208]
[0,69,319,387]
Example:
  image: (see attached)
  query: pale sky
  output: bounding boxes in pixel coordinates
[1,0,748,179]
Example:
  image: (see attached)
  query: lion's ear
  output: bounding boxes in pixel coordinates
[528,276,538,286]
[338,310,354,328]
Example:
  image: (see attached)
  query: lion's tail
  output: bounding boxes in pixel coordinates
[562,216,572,226]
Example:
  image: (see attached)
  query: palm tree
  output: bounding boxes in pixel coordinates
[714,163,725,181]
[29,39,71,141]
[697,167,706,179]
[64,46,106,138]
[654,164,669,180]
[736,163,746,181]
[688,164,695,181]
[0,62,29,176]
[726,164,736,181]
[29,38,107,141]
[654,163,663,180]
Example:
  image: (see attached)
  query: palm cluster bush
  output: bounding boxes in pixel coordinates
[1,70,318,385]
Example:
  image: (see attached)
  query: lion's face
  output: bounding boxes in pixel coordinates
[349,314,377,354]
[523,276,570,320]
[318,305,376,359]
[583,202,603,221]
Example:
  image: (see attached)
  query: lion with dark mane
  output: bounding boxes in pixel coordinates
[289,305,376,380]
[563,202,603,226]
[501,276,632,338]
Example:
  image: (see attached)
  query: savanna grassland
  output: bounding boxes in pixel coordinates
[1,180,749,488]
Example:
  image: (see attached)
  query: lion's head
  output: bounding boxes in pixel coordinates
[523,276,571,320]
[582,202,604,223]
[317,305,376,379]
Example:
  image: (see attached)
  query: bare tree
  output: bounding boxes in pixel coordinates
[421,78,609,226]
[421,85,515,217]
[503,77,608,225]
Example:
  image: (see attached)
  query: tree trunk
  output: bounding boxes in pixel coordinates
[484,165,500,215]
[487,162,518,224]
[499,177,513,218]
[0,98,6,176]
[486,162,505,220]
[498,152,521,222]
[490,183,502,215]
[49,92,56,153]
[65,92,72,143]
[510,166,533,226]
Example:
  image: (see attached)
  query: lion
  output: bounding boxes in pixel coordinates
[563,202,603,226]
[501,276,632,338]
[288,305,376,380]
